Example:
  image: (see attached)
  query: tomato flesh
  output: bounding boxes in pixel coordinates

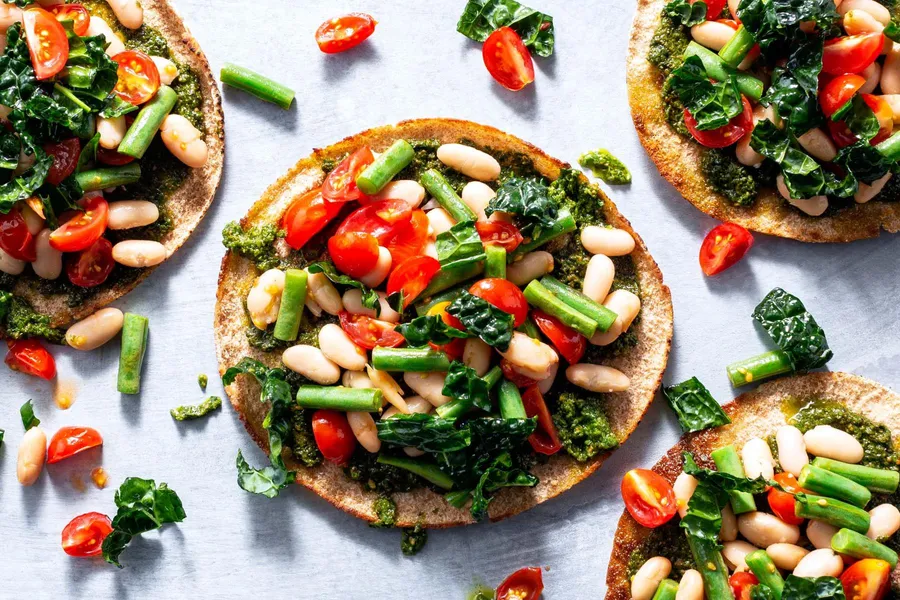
[282,188,342,250]
[113,50,161,105]
[322,146,374,203]
[862,94,894,144]
[62,512,112,558]
[426,301,467,359]
[50,195,109,253]
[5,339,56,379]
[483,26,535,92]
[521,386,562,455]
[327,232,379,279]
[820,74,866,118]
[316,13,377,54]
[47,426,103,464]
[500,359,538,388]
[768,472,807,526]
[23,7,68,80]
[621,469,678,528]
[336,200,412,243]
[0,207,37,262]
[382,209,429,268]
[339,311,404,350]
[685,96,753,148]
[496,567,544,600]
[730,572,760,600]
[97,147,136,166]
[50,4,91,36]
[827,118,860,149]
[311,410,356,464]
[66,237,114,288]
[823,33,883,75]
[840,559,892,600]
[699,222,753,276]
[475,221,523,252]
[386,256,440,309]
[469,278,529,328]
[694,0,726,19]
[44,138,81,186]
[531,310,586,364]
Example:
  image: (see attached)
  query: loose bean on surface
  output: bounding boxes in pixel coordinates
[722,540,759,571]
[97,116,126,150]
[631,557,672,600]
[373,180,426,208]
[675,570,704,600]
[32,228,61,280]
[150,56,179,85]
[590,290,641,346]
[881,47,900,94]
[17,426,46,486]
[691,20,737,51]
[797,128,837,162]
[112,240,167,268]
[106,0,143,29]
[403,371,451,407]
[803,425,865,463]
[107,200,160,230]
[87,17,125,56]
[160,114,209,168]
[436,143,501,181]
[741,437,776,480]
[461,181,495,221]
[426,207,455,236]
[860,61,883,94]
[306,270,343,315]
[282,345,341,385]
[463,338,491,376]
[792,548,844,578]
[766,543,810,571]
[581,225,635,256]
[867,504,900,540]
[838,0,890,24]
[721,504,738,542]
[855,173,892,204]
[359,246,392,289]
[738,512,801,547]
[347,412,380,453]
[583,254,615,303]
[0,248,24,275]
[500,332,558,378]
[507,251,553,287]
[66,307,124,351]
[318,324,366,371]
[807,520,839,549]
[566,364,630,393]
[674,472,699,518]
[776,425,809,478]
[538,360,558,395]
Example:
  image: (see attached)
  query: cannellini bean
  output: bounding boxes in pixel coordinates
[728,0,740,18]
[867,504,900,540]
[674,472,698,519]
[426,207,455,236]
[342,370,373,389]
[581,226,635,256]
[566,364,630,393]
[150,56,179,85]
[507,251,553,287]
[359,246,392,289]
[0,4,21,33]
[373,180,425,208]
[855,172,892,204]
[807,520,839,549]
[741,437,776,480]
[675,570,704,600]
[32,229,61,280]
[721,504,738,542]
[631,557,671,600]
[844,8,884,35]
[436,143,501,181]
[461,181,495,221]
[0,248,25,275]
[860,61,882,94]
[766,544,810,571]
[105,0,142,29]
[306,270,343,315]
[755,104,782,129]
[20,202,43,235]
[65,307,124,351]
[691,20,737,51]
[538,360,558,395]
[590,290,641,346]
[403,371,451,407]
[160,115,208,168]
[424,242,439,259]
[247,268,285,330]
[838,0,890,24]
[305,295,322,317]
[382,395,430,420]
[804,425,865,463]
[736,133,764,168]
[583,254,615,303]
[16,426,46,486]
[776,176,829,216]
[14,147,34,176]
[463,338,491,376]
[738,512,801,548]
[318,324,366,371]
[347,412,380,453]
[881,47,900,94]
[499,332,558,379]
[87,17,125,56]
[342,289,400,323]
[97,115,126,150]
[107,200,160,229]
[366,365,408,413]
[797,128,837,162]
[510,361,552,382]
[776,426,809,478]
[722,540,759,571]
[112,240,168,267]
[282,345,341,385]
[793,548,844,578]
[880,94,900,123]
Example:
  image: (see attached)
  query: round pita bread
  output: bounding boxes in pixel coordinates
[627,0,900,242]
[215,118,674,527]
[605,371,900,598]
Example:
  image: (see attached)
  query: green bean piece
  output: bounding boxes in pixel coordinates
[356,140,415,195]
[684,42,764,101]
[711,446,757,514]
[652,580,679,600]
[75,164,142,192]
[419,169,477,222]
[371,347,451,372]
[726,350,794,387]
[117,85,178,158]
[522,280,598,338]
[117,313,149,395]
[483,365,502,389]
[416,287,464,317]
[295,386,383,412]
[687,534,732,600]
[273,269,308,342]
[876,129,900,161]
[511,209,577,257]
[517,317,541,340]
[811,457,900,494]
[540,275,618,332]
[420,262,483,298]
[484,244,507,279]
[498,379,527,419]
[799,464,872,508]
[831,528,899,567]
[220,63,295,109]
[745,550,784,600]
[794,494,871,533]
[376,454,454,490]
[718,25,755,67]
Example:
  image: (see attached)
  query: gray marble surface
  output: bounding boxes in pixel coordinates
[2,1,899,598]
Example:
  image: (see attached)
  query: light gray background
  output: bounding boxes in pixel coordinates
[2,1,898,598]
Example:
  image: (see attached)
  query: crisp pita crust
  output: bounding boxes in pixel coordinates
[605,372,900,599]
[214,118,674,528]
[9,0,224,329]
[627,0,900,242]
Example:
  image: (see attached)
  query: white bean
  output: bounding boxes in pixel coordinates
[736,132,764,168]
[0,246,23,275]
[766,544,810,571]
[32,228,61,280]
[347,412,380,453]
[881,47,900,94]
[691,21,737,51]
[675,570,704,600]
[97,115,126,150]
[590,290,641,345]
[20,202,43,235]
[342,370,373,389]
[247,268,285,330]
[804,425,865,463]
[436,144,501,181]
[359,246,392,289]
[776,175,829,216]
[738,512,801,548]
[855,172,892,204]
[382,395,431,420]
[499,332,558,379]
[426,207,455,236]
[160,114,208,168]
[742,437,776,480]
[722,540,759,571]
[107,200,159,229]
[461,181,495,221]
[867,504,900,540]
[776,426,809,478]
[150,56,179,85]
[581,225,635,256]
[844,8,885,35]
[372,180,426,208]
[16,426,46,486]
[318,324,366,371]
[111,240,167,267]
[463,338,491,376]
[282,345,341,385]
[424,241,439,259]
[305,295,322,317]
[793,548,843,578]
[507,251,553,287]
[728,0,740,18]
[366,365,408,413]
[0,4,21,33]
[566,364,630,393]
[797,128,837,162]
[631,557,671,600]
[86,17,125,56]
[860,61,882,94]
[537,360,558,395]
[105,0,142,29]
[807,520,839,549]
[403,372,451,407]
[583,254,615,303]
[674,472,698,519]
[838,0,890,24]
[880,94,900,123]
[306,270,343,315]
[65,307,124,351]
[721,504,738,542]
[342,289,399,323]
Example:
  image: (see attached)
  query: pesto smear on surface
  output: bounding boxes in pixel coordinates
[579,149,632,185]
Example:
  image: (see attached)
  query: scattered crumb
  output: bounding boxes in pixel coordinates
[54,379,77,410]
[198,373,208,391]
[91,467,108,489]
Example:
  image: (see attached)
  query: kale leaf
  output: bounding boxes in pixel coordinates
[663,377,731,433]
[738,0,839,59]
[752,585,778,600]
[456,0,554,57]
[435,220,485,272]
[781,575,846,600]
[396,314,468,347]
[19,399,39,430]
[468,451,537,521]
[0,129,19,170]
[308,261,380,313]
[447,291,514,351]
[752,288,833,371]
[843,95,880,142]
[376,413,473,453]
[836,141,892,185]
[442,361,491,412]
[170,396,222,421]
[664,0,708,26]
[761,36,823,136]
[486,176,559,231]
[669,55,743,131]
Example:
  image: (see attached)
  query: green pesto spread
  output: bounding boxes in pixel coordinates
[169,396,222,421]
[2,295,66,343]
[222,222,282,272]
[627,519,696,580]
[579,149,632,185]
[700,149,759,208]
[401,523,427,555]
[198,373,208,390]
[648,14,689,77]
[371,496,398,528]
[289,405,323,468]
[551,391,619,461]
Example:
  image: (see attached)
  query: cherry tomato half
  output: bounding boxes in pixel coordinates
[820,74,866,118]
[322,146,374,203]
[113,50,161,105]
[66,237,114,288]
[827,118,860,149]
[96,147,136,166]
[768,472,807,526]
[469,278,529,328]
[531,309,586,364]
[23,7,68,80]
[840,559,892,600]
[0,207,37,261]
[339,311,404,350]
[50,195,109,253]
[863,93,895,144]
[483,26,535,92]
[500,359,539,388]
[695,0,726,19]
[621,469,678,529]
[311,409,356,464]
[426,301,467,360]
[823,33,883,76]
[50,3,90,37]
[730,572,760,600]
[475,221,523,252]
[382,209,429,268]
[44,138,81,186]
[336,199,412,243]
[62,512,112,558]
[521,386,562,455]
[496,567,544,600]
[327,232,379,279]
[685,96,753,148]
[282,188,342,250]
[699,222,753,276]
[5,338,56,379]
[386,256,440,309]
[47,426,103,464]
[315,13,377,54]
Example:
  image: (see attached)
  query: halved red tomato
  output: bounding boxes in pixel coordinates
[66,237,114,288]
[496,567,544,600]
[500,359,539,388]
[823,33,883,75]
[685,96,753,148]
[50,195,109,253]
[23,7,68,80]
[621,469,678,528]
[521,386,562,455]
[338,311,404,350]
[327,232,379,279]
[483,26,535,92]
[697,0,726,19]
[382,209,429,268]
[62,512,112,558]
[531,310,586,364]
[469,278,528,327]
[768,472,807,526]
[820,74,866,118]
[113,51,161,105]
[863,93,894,144]
[827,118,860,149]
[96,147,136,166]
[50,4,91,36]
[47,426,103,464]
[426,301,467,359]
[699,222,753,276]
[475,221,523,252]
[311,410,356,464]
[5,339,56,380]
[0,208,37,261]
[315,13,377,54]
[386,256,440,309]
[336,199,412,242]
[282,188,342,250]
[730,572,760,600]
[322,146,374,203]
[44,138,81,186]
[840,559,892,600]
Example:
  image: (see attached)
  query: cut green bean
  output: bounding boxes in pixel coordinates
[498,379,527,419]
[511,209,577,257]
[687,534,732,600]
[812,457,900,494]
[420,169,477,222]
[371,347,451,372]
[794,494,871,533]
[745,550,784,600]
[726,350,794,387]
[376,454,454,489]
[799,464,872,508]
[711,446,757,514]
[718,25,755,67]
[876,129,900,161]
[356,140,415,195]
[220,63,295,109]
[684,42,764,101]
[295,386,383,412]
[652,580,679,600]
[484,365,502,389]
[831,528,898,567]
[75,164,142,192]
[420,262,483,298]
[118,85,177,158]
[416,287,464,317]
[540,275,618,332]
[523,280,598,338]
[273,269,307,342]
[117,313,149,395]
[484,244,507,279]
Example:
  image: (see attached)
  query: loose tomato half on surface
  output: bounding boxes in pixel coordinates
[483,26,535,92]
[699,222,753,276]
[339,311,404,350]
[62,512,112,558]
[767,472,807,525]
[66,236,115,288]
[315,13,377,54]
[23,7,68,80]
[327,232,380,279]
[521,386,562,455]
[531,309,586,364]
[0,208,37,261]
[820,74,866,118]
[730,572,760,600]
[50,194,110,253]
[112,50,161,105]
[322,146,374,203]
[469,278,529,327]
[47,426,103,464]
[496,567,544,600]
[386,256,440,309]
[282,188,342,250]
[44,138,82,186]
[475,221,523,252]
[5,338,56,380]
[311,409,356,464]
[840,559,892,600]
[50,3,91,36]
[621,469,678,528]
[822,33,884,76]
[685,96,753,148]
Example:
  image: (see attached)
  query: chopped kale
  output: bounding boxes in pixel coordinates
[19,399,39,430]
[345,448,428,495]
[663,377,731,433]
[456,0,554,57]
